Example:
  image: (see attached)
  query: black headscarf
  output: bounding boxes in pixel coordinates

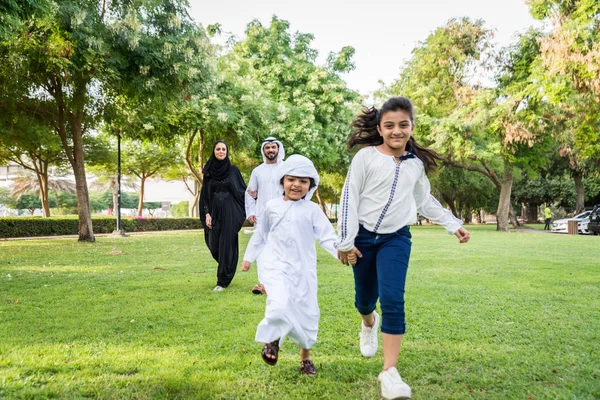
[203,141,231,181]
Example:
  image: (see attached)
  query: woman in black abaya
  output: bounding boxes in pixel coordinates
[199,141,247,291]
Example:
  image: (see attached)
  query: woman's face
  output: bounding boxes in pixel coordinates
[214,143,227,160]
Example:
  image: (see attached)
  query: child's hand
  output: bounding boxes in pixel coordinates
[247,190,258,199]
[241,260,251,271]
[338,247,362,266]
[347,253,357,265]
[454,227,470,243]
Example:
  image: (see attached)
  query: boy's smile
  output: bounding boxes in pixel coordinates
[283,175,311,201]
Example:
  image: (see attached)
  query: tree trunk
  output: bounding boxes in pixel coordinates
[574,170,585,213]
[37,170,51,217]
[441,193,458,217]
[526,202,539,223]
[496,158,514,232]
[137,176,146,216]
[463,204,472,224]
[190,185,200,217]
[72,120,95,241]
[71,78,95,242]
[315,187,327,214]
[53,73,94,241]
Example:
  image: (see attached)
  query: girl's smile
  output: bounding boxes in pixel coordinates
[377,109,414,157]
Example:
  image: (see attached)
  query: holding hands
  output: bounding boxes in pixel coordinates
[338,247,362,266]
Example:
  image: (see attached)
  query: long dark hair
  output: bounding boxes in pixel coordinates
[348,97,442,174]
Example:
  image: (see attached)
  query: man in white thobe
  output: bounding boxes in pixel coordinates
[241,137,285,293]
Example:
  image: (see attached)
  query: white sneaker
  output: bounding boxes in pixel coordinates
[359,311,379,358]
[378,367,411,399]
[212,285,224,292]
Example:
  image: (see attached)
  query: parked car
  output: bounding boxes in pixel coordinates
[588,206,600,236]
[551,210,592,234]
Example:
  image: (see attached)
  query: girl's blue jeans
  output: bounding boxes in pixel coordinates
[352,224,412,335]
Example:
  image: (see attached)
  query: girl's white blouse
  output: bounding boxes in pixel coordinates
[336,146,463,251]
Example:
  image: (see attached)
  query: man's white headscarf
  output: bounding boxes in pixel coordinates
[276,154,319,200]
[261,137,285,164]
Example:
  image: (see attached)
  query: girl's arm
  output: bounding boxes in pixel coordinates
[413,167,463,234]
[313,206,338,259]
[336,152,365,251]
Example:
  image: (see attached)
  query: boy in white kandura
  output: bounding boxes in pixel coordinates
[241,155,338,376]
[336,97,471,399]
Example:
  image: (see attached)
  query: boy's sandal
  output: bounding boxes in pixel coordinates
[300,359,317,376]
[252,284,266,295]
[261,339,280,366]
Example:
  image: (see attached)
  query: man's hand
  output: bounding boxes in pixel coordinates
[337,247,363,266]
[248,215,256,224]
[241,260,251,271]
[454,227,470,243]
[205,214,212,229]
[248,189,258,199]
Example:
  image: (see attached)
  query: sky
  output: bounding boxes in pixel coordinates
[188,0,542,98]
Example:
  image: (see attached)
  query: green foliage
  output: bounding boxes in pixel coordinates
[226,16,360,171]
[0,228,598,398]
[431,166,498,215]
[170,201,189,217]
[0,216,202,238]
[122,140,180,181]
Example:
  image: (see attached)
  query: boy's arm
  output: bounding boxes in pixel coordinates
[242,209,269,263]
[313,206,338,259]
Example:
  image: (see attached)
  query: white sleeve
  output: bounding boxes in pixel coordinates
[245,169,258,218]
[312,206,338,259]
[413,167,462,234]
[335,153,365,251]
[242,209,270,262]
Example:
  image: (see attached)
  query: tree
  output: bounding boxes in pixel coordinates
[0,118,66,217]
[9,171,75,216]
[228,17,359,174]
[528,0,600,212]
[2,0,211,241]
[122,140,179,216]
[379,20,554,231]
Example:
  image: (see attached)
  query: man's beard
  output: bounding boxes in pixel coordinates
[265,152,278,161]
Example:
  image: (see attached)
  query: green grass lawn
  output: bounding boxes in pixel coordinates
[1,225,599,399]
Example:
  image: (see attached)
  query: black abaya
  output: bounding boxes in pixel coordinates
[199,165,247,287]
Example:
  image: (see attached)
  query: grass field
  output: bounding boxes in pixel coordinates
[1,225,599,399]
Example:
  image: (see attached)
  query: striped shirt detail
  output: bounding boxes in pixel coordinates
[373,161,402,233]
[372,153,416,233]
[336,164,353,248]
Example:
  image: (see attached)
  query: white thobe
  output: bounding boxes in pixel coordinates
[244,198,338,349]
[244,163,282,219]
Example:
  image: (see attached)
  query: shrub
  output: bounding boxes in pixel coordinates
[0,216,203,239]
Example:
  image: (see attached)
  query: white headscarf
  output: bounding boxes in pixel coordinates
[276,154,320,200]
[260,137,285,164]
